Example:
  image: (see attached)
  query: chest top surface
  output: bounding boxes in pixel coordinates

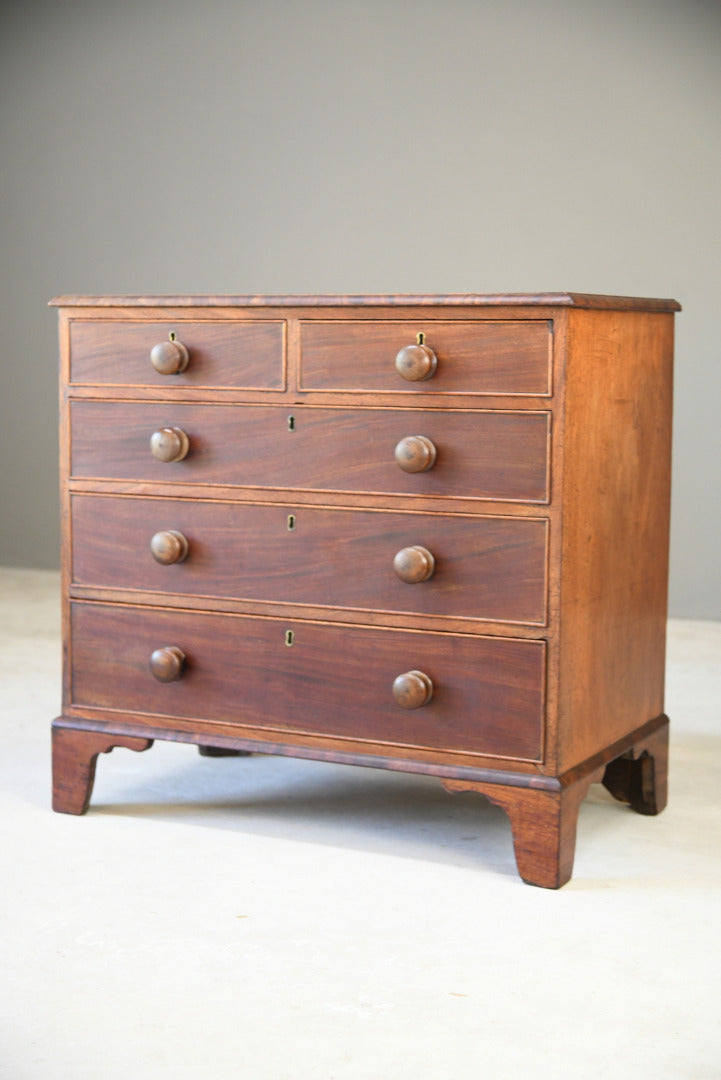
[51,292,681,310]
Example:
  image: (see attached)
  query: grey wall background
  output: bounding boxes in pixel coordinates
[1,0,719,617]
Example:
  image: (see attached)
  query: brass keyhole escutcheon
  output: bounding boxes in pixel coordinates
[285,630,294,647]
[287,515,296,531]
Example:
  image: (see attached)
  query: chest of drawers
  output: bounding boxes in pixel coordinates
[50,293,679,887]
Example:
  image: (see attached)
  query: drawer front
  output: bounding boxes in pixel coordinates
[71,494,548,625]
[70,402,550,504]
[299,320,551,396]
[70,603,545,761]
[69,320,286,389]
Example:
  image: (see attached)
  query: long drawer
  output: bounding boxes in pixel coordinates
[70,494,548,625]
[69,319,286,389]
[300,320,552,395]
[70,602,546,761]
[69,402,551,503]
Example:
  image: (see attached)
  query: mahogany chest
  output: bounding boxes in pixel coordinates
[51,293,679,887]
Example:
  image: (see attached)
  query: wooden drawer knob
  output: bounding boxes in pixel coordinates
[150,530,189,565]
[394,435,437,473]
[149,645,186,682]
[150,339,189,375]
[393,545,435,583]
[393,670,434,709]
[150,426,190,463]
[395,343,437,382]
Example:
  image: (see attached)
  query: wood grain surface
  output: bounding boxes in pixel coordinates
[299,319,551,395]
[70,494,549,625]
[69,319,286,389]
[51,293,681,311]
[69,601,546,761]
[69,401,551,503]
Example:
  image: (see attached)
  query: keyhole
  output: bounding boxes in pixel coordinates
[416,332,425,345]
[287,415,296,431]
[285,630,294,647]
[287,514,296,531]
[169,331,177,341]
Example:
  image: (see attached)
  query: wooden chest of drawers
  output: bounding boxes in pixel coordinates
[51,293,679,887]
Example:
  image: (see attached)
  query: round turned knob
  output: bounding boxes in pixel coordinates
[150,426,190,463]
[150,529,189,565]
[149,645,186,682]
[394,435,437,473]
[150,339,189,375]
[395,343,437,382]
[393,545,435,584]
[392,670,434,709]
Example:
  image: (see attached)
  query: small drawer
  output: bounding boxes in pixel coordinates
[68,319,286,390]
[70,602,545,762]
[299,320,552,396]
[71,494,549,626]
[69,402,550,504]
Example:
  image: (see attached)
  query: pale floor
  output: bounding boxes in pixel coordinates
[1,567,720,1080]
